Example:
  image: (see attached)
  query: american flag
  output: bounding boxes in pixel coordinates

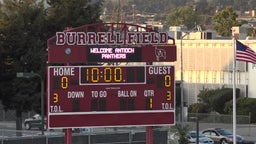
[236,40,256,64]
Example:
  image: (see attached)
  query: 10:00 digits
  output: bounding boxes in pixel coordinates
[80,66,145,84]
[81,67,123,83]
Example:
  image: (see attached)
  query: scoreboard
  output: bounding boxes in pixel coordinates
[47,65,175,128]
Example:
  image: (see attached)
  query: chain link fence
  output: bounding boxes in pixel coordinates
[187,113,251,124]
[0,110,253,144]
[0,110,35,122]
[0,127,168,144]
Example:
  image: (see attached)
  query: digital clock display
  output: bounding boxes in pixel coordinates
[47,65,175,128]
[80,66,145,84]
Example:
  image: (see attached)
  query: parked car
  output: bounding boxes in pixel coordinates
[201,128,244,144]
[169,131,214,144]
[187,131,214,144]
[24,114,46,130]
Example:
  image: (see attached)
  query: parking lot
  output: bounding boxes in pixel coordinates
[175,122,256,143]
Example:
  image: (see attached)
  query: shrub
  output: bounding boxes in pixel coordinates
[224,97,256,123]
[188,103,210,113]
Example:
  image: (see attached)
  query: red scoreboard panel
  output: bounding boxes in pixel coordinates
[47,65,175,128]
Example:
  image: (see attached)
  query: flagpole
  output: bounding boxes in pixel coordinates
[232,34,237,144]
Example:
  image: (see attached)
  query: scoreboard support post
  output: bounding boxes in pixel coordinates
[65,128,72,144]
[146,126,153,144]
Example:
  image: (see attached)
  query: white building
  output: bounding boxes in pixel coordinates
[168,26,256,107]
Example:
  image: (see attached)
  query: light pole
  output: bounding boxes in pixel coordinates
[189,117,199,144]
[16,72,45,135]
[180,32,190,127]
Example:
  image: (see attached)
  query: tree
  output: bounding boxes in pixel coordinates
[197,87,215,108]
[188,103,210,113]
[46,0,103,35]
[0,0,104,133]
[174,124,190,144]
[246,27,256,38]
[225,97,256,123]
[166,6,202,29]
[210,88,239,114]
[213,6,240,37]
[0,0,47,133]
[195,86,240,114]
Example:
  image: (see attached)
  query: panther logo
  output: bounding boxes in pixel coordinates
[155,46,166,61]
